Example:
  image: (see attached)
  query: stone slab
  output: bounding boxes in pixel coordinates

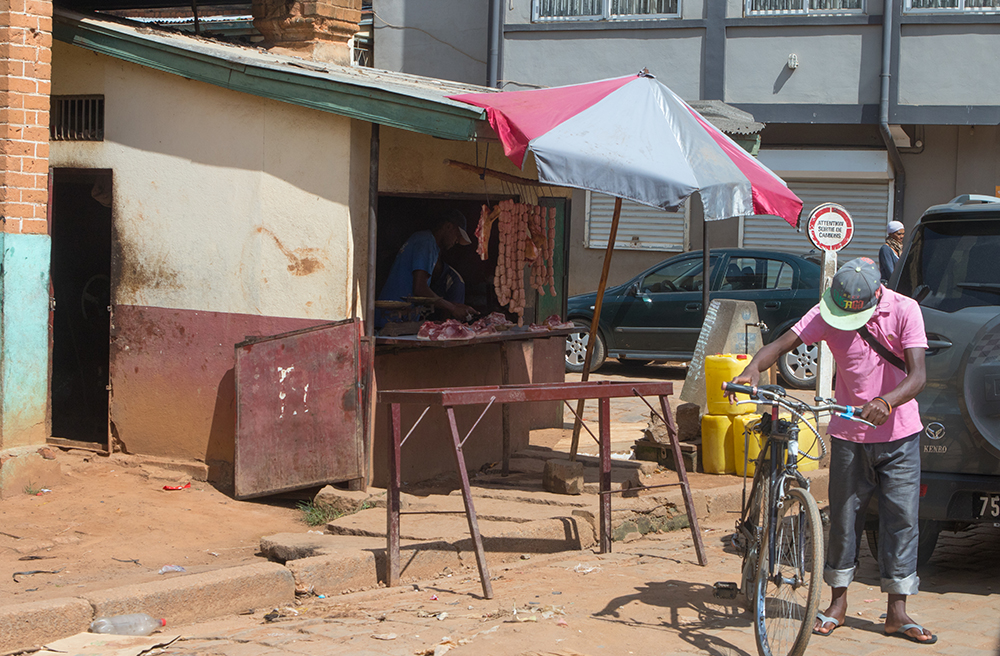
[82,562,294,627]
[0,597,92,654]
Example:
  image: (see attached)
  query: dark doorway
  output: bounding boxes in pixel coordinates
[50,169,112,443]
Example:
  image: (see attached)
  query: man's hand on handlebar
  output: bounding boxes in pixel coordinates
[860,398,890,426]
[726,368,759,405]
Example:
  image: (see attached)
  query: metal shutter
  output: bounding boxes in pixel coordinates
[586,192,687,252]
[743,180,892,261]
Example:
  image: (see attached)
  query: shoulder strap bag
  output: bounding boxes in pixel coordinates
[857,325,906,373]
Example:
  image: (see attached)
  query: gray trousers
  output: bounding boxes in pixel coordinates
[824,434,921,595]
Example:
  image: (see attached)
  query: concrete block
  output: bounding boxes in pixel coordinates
[454,516,594,565]
[260,532,384,563]
[543,459,583,495]
[373,541,463,583]
[133,455,209,482]
[675,403,702,442]
[313,486,375,516]
[286,550,379,595]
[0,448,62,499]
[0,597,92,654]
[83,562,294,627]
[680,299,763,410]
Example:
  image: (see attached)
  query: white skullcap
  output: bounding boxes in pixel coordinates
[886,221,904,235]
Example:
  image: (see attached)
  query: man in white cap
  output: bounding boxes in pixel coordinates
[879,220,905,283]
[728,256,935,644]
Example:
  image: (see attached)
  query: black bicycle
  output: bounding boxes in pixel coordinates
[720,382,874,656]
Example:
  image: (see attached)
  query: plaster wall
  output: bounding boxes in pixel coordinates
[899,25,1000,107]
[725,26,882,105]
[373,0,490,86]
[49,42,366,322]
[501,29,703,93]
[0,233,51,448]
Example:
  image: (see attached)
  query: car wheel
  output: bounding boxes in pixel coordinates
[778,341,820,389]
[565,321,606,374]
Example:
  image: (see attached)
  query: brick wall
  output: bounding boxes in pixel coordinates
[0,0,52,235]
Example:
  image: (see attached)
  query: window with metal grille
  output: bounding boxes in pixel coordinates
[906,0,1000,10]
[533,0,679,21]
[746,0,863,14]
[50,95,105,141]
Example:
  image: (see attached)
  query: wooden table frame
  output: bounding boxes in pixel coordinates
[378,380,707,599]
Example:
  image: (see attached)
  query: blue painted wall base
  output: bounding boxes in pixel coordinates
[1,232,52,449]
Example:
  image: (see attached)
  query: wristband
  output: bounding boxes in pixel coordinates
[873,396,892,414]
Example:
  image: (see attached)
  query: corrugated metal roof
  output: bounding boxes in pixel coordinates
[53,8,494,141]
[688,100,765,136]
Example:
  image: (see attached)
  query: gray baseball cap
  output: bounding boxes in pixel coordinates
[819,257,883,330]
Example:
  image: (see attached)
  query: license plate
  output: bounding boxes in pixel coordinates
[974,494,1000,519]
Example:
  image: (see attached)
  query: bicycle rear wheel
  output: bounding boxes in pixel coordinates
[739,466,770,610]
[753,486,823,656]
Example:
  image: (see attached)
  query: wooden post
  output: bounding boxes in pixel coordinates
[570,197,622,460]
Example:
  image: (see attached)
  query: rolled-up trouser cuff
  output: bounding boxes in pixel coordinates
[824,565,855,589]
[881,572,919,595]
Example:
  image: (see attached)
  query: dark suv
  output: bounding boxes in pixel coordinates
[891,194,1000,564]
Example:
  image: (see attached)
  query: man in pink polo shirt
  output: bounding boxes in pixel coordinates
[729,257,935,645]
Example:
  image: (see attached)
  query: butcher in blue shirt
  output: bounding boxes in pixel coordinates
[377,209,478,328]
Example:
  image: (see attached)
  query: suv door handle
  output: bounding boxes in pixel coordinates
[763,301,780,310]
[926,334,953,354]
[685,303,701,312]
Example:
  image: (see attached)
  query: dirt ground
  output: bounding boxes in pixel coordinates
[0,450,307,603]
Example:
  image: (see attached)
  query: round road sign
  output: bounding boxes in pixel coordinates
[806,203,854,252]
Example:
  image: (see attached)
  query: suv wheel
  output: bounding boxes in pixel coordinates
[778,341,820,389]
[565,320,606,374]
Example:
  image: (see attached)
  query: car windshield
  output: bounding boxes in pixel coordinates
[641,256,718,293]
[896,219,1000,312]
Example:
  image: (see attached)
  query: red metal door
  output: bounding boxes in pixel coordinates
[234,319,365,499]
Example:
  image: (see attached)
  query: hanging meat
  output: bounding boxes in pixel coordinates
[475,199,561,326]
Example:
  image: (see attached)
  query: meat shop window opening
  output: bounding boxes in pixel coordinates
[374,195,565,335]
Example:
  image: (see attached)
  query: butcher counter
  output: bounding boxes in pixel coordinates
[371,327,574,487]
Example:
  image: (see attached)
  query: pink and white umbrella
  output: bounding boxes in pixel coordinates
[449,71,802,226]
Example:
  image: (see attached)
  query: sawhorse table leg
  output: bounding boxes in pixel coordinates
[446,406,494,599]
[659,394,707,565]
[599,397,612,553]
[387,403,402,587]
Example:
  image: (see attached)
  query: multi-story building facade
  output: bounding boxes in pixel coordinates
[376,0,1000,293]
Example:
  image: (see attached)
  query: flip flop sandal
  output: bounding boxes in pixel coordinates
[889,623,938,645]
[813,612,841,637]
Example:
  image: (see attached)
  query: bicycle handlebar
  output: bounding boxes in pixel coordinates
[721,381,876,428]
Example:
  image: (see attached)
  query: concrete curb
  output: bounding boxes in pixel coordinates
[0,562,294,655]
[0,469,829,654]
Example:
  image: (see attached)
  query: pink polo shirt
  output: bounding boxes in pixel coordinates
[792,288,927,443]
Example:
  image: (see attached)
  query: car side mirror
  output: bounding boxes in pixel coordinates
[626,282,640,296]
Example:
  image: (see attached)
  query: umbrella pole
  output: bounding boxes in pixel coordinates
[702,216,710,322]
[569,197,622,461]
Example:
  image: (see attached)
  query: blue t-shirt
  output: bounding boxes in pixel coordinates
[379,231,440,302]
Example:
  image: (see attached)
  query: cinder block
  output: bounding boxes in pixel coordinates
[454,516,594,565]
[83,562,294,627]
[543,459,584,495]
[286,550,379,595]
[0,597,92,654]
[373,541,463,583]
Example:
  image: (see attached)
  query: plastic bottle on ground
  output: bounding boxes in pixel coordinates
[89,613,166,636]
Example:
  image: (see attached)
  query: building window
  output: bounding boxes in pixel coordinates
[534,0,679,21]
[50,95,104,141]
[905,0,1000,10]
[745,0,863,14]
[586,192,687,252]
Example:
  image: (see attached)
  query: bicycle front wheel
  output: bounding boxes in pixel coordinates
[753,486,823,656]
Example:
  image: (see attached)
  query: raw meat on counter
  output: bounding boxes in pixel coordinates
[529,315,576,331]
[416,314,570,341]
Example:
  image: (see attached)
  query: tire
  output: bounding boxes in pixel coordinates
[565,320,606,374]
[865,518,940,569]
[754,486,823,656]
[777,341,821,390]
[739,465,771,611]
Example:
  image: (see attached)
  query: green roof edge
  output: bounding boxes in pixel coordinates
[53,12,488,142]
